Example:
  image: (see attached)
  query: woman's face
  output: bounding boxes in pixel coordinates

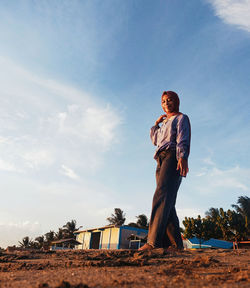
[161,95,177,114]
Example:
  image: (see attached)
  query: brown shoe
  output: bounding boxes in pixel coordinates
[138,243,154,251]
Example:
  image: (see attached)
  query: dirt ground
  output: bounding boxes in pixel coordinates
[0,248,249,288]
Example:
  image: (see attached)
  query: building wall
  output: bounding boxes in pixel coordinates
[83,232,91,249]
[101,229,110,249]
[76,231,92,249]
[120,227,148,249]
[75,226,148,250]
[76,232,84,249]
[76,233,82,249]
[109,227,119,249]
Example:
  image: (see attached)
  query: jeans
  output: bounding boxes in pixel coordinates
[147,150,183,249]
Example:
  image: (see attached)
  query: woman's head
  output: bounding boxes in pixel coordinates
[161,91,180,113]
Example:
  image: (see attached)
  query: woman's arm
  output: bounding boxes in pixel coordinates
[150,125,159,146]
[150,114,167,146]
[177,158,189,177]
[155,114,167,126]
[176,115,191,177]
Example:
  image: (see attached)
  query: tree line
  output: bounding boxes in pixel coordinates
[183,196,250,243]
[18,220,80,249]
[17,195,249,249]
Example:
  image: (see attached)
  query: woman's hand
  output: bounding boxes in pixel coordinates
[155,114,167,126]
[177,158,189,177]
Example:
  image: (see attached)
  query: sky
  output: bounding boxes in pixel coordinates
[0,0,250,248]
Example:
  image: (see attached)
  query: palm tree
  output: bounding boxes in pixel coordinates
[45,230,55,244]
[232,196,250,236]
[55,228,65,240]
[63,220,79,238]
[127,222,139,228]
[205,207,220,220]
[18,236,33,248]
[227,209,246,240]
[35,236,45,249]
[205,207,223,239]
[232,196,250,219]
[136,214,149,229]
[107,208,126,226]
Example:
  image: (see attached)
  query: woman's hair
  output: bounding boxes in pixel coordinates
[161,91,180,112]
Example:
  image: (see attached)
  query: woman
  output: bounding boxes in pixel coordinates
[139,91,191,250]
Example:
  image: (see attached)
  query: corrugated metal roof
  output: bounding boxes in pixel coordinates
[74,225,148,234]
[74,224,117,234]
[51,238,81,245]
[188,237,233,249]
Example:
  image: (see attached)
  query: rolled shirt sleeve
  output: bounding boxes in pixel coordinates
[176,115,191,160]
[150,124,160,146]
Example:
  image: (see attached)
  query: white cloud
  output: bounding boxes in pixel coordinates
[47,103,121,150]
[193,162,250,194]
[195,171,207,177]
[0,221,42,248]
[0,220,40,229]
[0,158,19,172]
[210,166,248,190]
[208,0,250,32]
[0,57,122,178]
[0,137,9,144]
[203,156,215,166]
[22,149,54,169]
[60,165,79,180]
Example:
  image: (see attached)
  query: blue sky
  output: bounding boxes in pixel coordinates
[0,0,250,248]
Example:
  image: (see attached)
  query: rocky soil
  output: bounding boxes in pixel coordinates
[0,248,249,287]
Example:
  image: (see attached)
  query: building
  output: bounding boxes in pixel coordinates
[182,236,233,249]
[74,226,234,250]
[74,225,148,250]
[50,238,81,250]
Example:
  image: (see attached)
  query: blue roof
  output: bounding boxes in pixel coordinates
[121,225,148,234]
[188,237,233,249]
